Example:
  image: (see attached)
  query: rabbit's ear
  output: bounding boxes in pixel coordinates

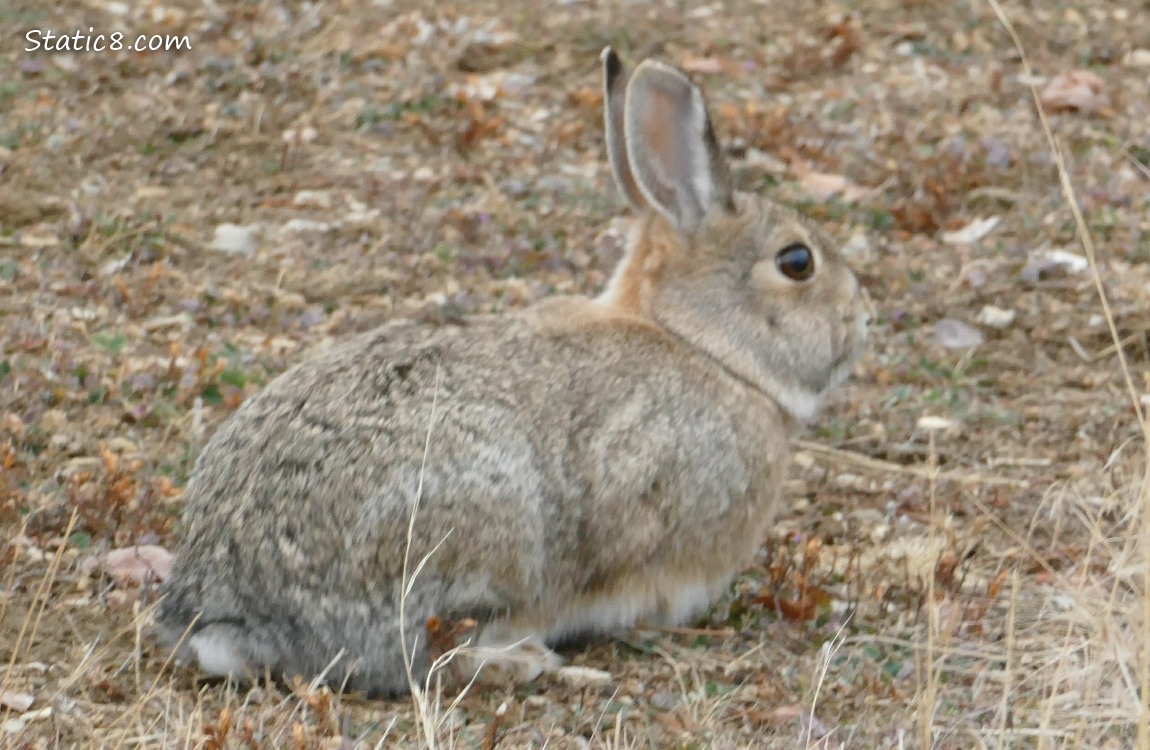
[601,47,647,211]
[623,60,735,234]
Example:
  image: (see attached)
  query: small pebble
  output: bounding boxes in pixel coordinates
[976,305,1016,329]
[210,223,258,255]
[933,318,984,349]
[292,190,332,209]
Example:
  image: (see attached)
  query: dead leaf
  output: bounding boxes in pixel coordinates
[977,305,1016,329]
[100,253,133,276]
[825,17,863,68]
[1,705,51,734]
[1039,70,1109,116]
[0,691,33,713]
[933,318,984,349]
[454,37,523,73]
[753,586,833,621]
[1020,248,1089,282]
[764,704,805,724]
[986,569,1009,598]
[101,544,173,586]
[565,87,602,114]
[797,171,869,203]
[1033,248,1088,274]
[679,56,727,74]
[17,230,59,248]
[917,415,959,433]
[425,615,479,663]
[940,216,1000,244]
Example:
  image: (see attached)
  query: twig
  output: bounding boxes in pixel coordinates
[633,624,737,639]
[964,186,1020,205]
[1125,148,1150,182]
[1092,332,1142,362]
[794,440,1030,488]
[481,700,508,750]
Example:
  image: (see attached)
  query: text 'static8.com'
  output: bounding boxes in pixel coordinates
[25,29,191,53]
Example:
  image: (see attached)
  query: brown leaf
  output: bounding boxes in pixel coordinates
[765,704,804,723]
[1039,70,1110,116]
[826,17,863,68]
[892,200,939,234]
[455,99,505,153]
[425,615,478,660]
[679,56,727,74]
[797,171,870,203]
[753,586,833,621]
[986,569,1009,598]
[565,87,602,114]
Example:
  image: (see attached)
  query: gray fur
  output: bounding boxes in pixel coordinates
[154,48,871,697]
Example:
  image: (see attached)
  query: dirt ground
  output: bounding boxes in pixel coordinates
[2,0,1150,747]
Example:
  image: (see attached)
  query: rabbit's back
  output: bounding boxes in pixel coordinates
[158,298,788,692]
[169,297,787,594]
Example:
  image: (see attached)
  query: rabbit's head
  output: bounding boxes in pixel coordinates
[599,48,871,423]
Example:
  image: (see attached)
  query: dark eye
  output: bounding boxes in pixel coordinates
[775,243,815,281]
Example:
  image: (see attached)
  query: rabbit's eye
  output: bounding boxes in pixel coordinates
[775,243,814,281]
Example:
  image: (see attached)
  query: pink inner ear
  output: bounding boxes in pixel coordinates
[640,89,675,161]
[636,86,686,209]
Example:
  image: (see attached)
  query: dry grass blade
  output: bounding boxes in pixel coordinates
[400,362,448,749]
[980,5,1143,426]
[1,512,78,703]
[794,439,1030,488]
[632,624,736,638]
[983,1,1150,747]
[805,614,850,749]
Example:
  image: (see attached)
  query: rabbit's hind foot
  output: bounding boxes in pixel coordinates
[458,631,564,686]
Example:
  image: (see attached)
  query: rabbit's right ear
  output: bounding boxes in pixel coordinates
[601,47,647,211]
[623,60,735,235]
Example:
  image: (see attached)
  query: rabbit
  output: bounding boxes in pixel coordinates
[153,46,872,697]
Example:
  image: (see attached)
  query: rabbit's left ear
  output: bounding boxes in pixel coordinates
[622,60,735,235]
[601,47,648,211]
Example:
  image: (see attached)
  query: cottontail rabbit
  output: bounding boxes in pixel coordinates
[155,47,871,696]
